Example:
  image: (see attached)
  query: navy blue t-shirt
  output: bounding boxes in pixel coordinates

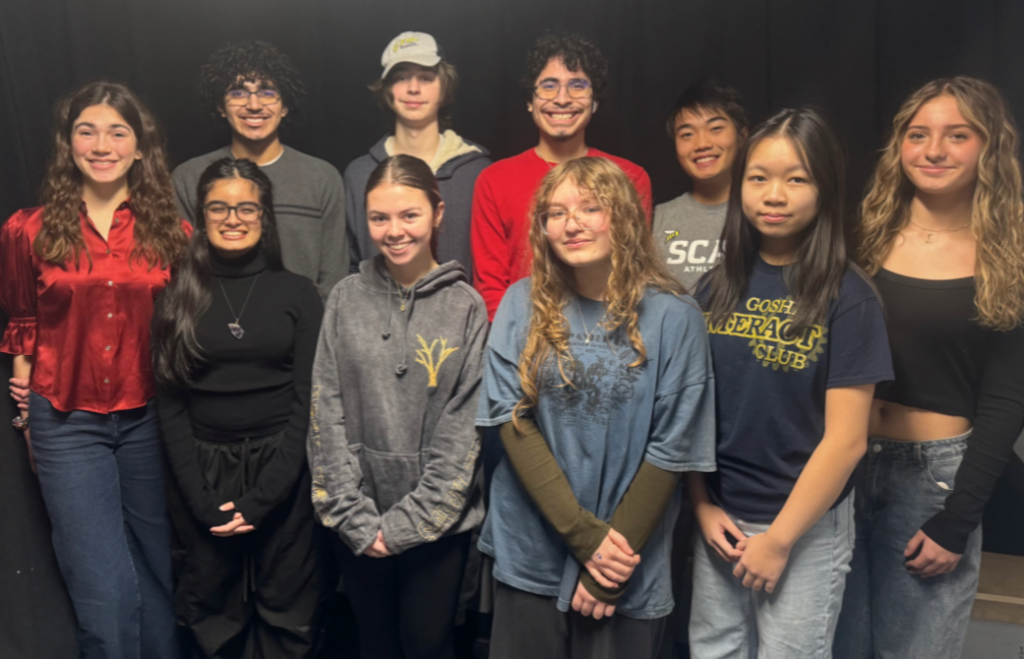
[704,256,893,521]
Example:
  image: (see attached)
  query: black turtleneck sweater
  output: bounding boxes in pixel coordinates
[156,246,324,528]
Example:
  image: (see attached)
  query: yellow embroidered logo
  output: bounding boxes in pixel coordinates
[706,297,827,371]
[393,37,419,53]
[415,335,459,387]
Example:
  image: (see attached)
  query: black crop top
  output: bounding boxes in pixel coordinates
[875,269,1024,553]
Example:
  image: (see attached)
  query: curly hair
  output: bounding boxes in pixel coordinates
[512,157,683,426]
[199,41,306,124]
[859,76,1024,330]
[368,60,459,131]
[36,81,188,269]
[520,32,609,102]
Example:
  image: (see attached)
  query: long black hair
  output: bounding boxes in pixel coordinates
[152,158,283,387]
[704,107,852,338]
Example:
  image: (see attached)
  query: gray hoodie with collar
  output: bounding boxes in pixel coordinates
[309,256,487,555]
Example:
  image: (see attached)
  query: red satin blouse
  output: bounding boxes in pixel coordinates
[0,204,191,414]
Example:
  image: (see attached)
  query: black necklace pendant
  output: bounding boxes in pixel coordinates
[228,322,245,340]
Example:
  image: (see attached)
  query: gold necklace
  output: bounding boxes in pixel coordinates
[910,219,970,244]
[397,285,412,312]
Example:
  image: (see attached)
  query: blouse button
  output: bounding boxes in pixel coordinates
[107,313,113,319]
[106,249,111,255]
[105,345,111,351]
[107,281,113,286]
[103,378,110,384]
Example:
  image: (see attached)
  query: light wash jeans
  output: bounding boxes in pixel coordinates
[833,433,981,659]
[690,494,854,659]
[30,392,178,659]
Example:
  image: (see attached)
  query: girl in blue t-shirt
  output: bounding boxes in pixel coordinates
[690,107,893,657]
[477,156,716,659]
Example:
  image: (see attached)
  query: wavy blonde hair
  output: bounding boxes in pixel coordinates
[512,157,684,425]
[859,76,1024,330]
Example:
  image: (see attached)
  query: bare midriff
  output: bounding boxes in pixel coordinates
[870,400,972,442]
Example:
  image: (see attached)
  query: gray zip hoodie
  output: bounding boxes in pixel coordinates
[308,256,487,555]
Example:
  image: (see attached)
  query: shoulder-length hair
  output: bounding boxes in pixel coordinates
[513,156,683,424]
[152,158,283,388]
[36,81,187,269]
[859,76,1024,331]
[368,60,459,131]
[704,107,851,339]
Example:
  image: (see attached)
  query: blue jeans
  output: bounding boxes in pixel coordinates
[29,392,178,659]
[833,433,981,659]
[689,494,854,659]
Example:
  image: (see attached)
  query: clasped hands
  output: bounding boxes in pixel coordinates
[695,500,791,594]
[572,528,639,620]
[211,501,254,537]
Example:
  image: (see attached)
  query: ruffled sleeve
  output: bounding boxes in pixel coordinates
[0,210,39,355]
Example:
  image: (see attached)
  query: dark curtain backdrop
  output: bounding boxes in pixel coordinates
[0,3,1023,652]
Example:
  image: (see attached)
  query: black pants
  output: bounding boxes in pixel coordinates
[490,582,667,659]
[168,433,330,659]
[336,531,471,659]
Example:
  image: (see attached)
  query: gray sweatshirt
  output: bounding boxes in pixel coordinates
[652,192,727,292]
[173,146,348,300]
[343,131,491,281]
[308,256,487,555]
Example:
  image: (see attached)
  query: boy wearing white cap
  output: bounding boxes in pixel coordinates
[344,31,492,278]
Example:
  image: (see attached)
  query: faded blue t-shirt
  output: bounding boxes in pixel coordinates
[477,280,716,619]
[705,256,893,522]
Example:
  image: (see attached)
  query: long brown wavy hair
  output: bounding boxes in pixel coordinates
[36,81,187,269]
[859,76,1024,331]
[513,157,684,425]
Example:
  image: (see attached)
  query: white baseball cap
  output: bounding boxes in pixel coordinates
[381,32,442,78]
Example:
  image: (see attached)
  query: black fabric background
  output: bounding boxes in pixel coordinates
[0,3,1022,654]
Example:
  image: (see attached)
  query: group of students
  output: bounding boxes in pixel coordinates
[1,26,1022,659]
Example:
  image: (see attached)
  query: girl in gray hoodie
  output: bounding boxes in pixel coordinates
[309,155,487,659]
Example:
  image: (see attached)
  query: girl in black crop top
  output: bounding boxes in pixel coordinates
[834,78,1024,659]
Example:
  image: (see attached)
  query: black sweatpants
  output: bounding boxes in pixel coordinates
[490,582,667,659]
[335,531,472,659]
[167,433,330,659]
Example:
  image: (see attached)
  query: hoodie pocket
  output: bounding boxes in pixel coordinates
[359,445,422,511]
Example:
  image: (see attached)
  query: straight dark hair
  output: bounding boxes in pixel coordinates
[365,154,443,261]
[152,158,283,388]
[704,107,852,338]
[665,78,748,139]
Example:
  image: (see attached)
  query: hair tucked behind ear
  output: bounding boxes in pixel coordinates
[859,76,1024,331]
[512,157,683,427]
[152,158,282,388]
[704,107,853,339]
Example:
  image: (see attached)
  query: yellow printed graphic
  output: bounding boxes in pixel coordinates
[706,297,827,371]
[415,335,459,387]
[664,229,680,243]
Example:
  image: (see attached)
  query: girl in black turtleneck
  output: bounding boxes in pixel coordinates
[151,158,326,659]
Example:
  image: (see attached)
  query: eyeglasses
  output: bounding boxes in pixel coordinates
[537,203,606,235]
[223,88,282,106]
[203,202,264,224]
[534,79,593,100]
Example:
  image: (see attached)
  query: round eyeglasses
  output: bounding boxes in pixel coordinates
[203,202,264,224]
[224,88,282,106]
[536,204,606,235]
[534,79,593,101]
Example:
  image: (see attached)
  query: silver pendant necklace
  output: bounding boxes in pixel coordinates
[218,273,260,339]
[576,297,607,344]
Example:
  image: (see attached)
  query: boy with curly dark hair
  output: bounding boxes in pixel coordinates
[173,41,347,300]
[470,32,652,320]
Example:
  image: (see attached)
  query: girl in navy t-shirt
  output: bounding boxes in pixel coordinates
[690,107,893,658]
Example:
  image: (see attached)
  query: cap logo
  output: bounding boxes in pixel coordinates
[393,37,420,53]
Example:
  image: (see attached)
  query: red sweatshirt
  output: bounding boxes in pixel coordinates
[470,148,653,320]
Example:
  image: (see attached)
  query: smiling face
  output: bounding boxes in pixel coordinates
[71,104,141,188]
[742,136,819,262]
[674,106,743,184]
[367,183,443,274]
[388,63,442,128]
[528,58,594,141]
[543,177,612,273]
[203,177,264,259]
[900,94,982,199]
[220,78,288,144]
